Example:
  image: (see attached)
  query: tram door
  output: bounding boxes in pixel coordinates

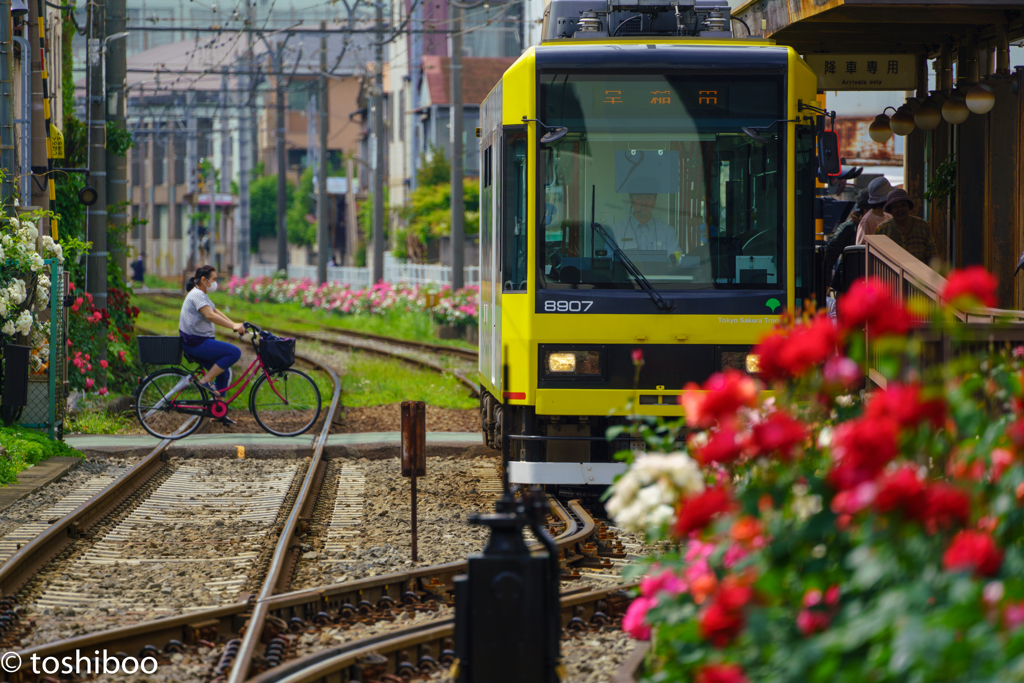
[480,131,499,388]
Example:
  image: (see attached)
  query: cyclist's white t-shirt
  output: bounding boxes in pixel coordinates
[179,288,216,338]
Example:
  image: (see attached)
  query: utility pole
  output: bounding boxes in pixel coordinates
[371,0,385,283]
[317,22,329,283]
[449,3,464,290]
[27,0,47,225]
[220,67,231,272]
[237,1,253,277]
[275,42,288,274]
[186,92,198,271]
[106,0,128,273]
[87,0,108,383]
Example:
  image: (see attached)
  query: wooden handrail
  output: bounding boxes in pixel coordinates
[864,235,1024,323]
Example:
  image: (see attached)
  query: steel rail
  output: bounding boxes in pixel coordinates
[7,503,600,681]
[0,416,196,597]
[139,293,478,361]
[226,354,343,683]
[247,585,633,683]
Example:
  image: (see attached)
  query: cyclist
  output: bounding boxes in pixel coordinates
[179,265,243,424]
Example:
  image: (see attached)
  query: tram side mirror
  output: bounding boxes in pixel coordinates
[541,127,569,144]
[818,131,842,176]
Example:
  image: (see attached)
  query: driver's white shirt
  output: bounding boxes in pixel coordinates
[611,214,677,255]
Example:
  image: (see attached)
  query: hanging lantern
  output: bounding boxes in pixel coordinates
[868,112,893,144]
[890,103,916,136]
[914,97,942,130]
[942,96,970,124]
[966,83,996,114]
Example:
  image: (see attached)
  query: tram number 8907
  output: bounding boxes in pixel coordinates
[543,300,594,313]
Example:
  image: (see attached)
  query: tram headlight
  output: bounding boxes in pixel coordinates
[543,349,603,377]
[547,352,577,373]
[745,354,762,374]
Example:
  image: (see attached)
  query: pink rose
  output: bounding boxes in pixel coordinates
[85,378,94,390]
[640,569,687,598]
[98,387,108,396]
[100,359,108,369]
[622,596,656,640]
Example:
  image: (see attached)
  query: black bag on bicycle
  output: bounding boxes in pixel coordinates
[259,332,296,372]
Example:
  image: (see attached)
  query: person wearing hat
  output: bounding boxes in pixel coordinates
[876,188,937,265]
[855,176,893,245]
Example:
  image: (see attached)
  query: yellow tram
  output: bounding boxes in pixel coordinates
[477,1,826,486]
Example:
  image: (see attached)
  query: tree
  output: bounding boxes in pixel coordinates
[250,175,294,252]
[286,167,316,247]
[397,148,479,262]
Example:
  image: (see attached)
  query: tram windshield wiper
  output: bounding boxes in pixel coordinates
[589,185,674,312]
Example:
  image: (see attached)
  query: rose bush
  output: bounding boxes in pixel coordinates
[0,214,63,374]
[608,271,1024,682]
[225,276,479,328]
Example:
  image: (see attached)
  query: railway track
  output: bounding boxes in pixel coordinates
[137,295,480,397]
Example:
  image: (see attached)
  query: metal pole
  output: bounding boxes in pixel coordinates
[14,31,29,208]
[449,3,464,290]
[237,3,253,277]
[276,42,288,274]
[87,0,108,385]
[106,0,128,273]
[371,0,385,283]
[27,0,46,218]
[317,22,329,283]
[186,93,198,271]
[345,155,356,265]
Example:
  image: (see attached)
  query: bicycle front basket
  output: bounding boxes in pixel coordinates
[260,334,296,372]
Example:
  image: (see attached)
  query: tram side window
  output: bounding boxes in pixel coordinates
[502,130,528,291]
[794,128,816,309]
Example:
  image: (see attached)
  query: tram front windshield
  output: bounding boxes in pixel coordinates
[538,73,785,291]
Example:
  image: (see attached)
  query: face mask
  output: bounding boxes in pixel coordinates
[207,280,218,292]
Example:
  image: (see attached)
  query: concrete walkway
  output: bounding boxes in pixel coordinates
[65,431,482,449]
[0,457,82,512]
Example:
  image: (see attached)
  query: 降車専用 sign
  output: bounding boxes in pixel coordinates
[804,54,917,91]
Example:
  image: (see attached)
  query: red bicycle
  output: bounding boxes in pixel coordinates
[133,322,322,439]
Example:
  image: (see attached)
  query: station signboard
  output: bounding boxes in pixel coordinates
[805,54,917,91]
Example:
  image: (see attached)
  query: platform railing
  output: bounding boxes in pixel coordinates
[863,234,1024,387]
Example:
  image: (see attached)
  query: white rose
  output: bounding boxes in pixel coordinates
[0,244,4,261]
[29,353,42,371]
[612,499,646,532]
[8,216,20,230]
[35,285,49,308]
[29,253,43,272]
[0,295,6,318]
[2,320,15,336]
[648,503,676,528]
[8,279,26,305]
[664,452,705,495]
[15,310,32,336]
[1,233,10,247]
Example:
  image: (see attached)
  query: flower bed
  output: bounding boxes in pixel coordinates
[225,276,479,328]
[610,270,1024,682]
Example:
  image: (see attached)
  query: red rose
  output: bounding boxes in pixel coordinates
[716,582,754,613]
[827,417,899,490]
[680,370,758,428]
[750,411,807,460]
[699,601,744,647]
[675,487,734,538]
[943,530,1003,577]
[753,315,837,382]
[631,348,644,365]
[865,383,945,431]
[942,266,998,309]
[696,425,745,466]
[873,466,925,514]
[838,278,913,337]
[695,663,749,683]
[1008,417,1024,450]
[917,483,971,531]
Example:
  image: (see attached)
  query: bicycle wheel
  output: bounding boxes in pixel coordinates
[135,369,208,439]
[250,368,322,437]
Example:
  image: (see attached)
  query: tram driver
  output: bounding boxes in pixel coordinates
[611,192,679,256]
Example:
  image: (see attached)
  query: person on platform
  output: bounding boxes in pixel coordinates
[826,190,867,279]
[131,252,146,289]
[855,177,893,245]
[876,188,937,265]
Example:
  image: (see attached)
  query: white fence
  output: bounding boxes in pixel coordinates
[247,261,481,288]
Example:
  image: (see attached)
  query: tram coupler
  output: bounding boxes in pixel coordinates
[454,488,561,682]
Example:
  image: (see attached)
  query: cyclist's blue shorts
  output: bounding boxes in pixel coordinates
[181,337,240,392]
